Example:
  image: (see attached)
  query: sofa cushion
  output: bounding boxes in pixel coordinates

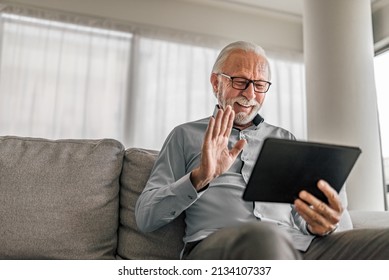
[117,148,185,260]
[337,187,354,231]
[349,210,389,228]
[0,136,124,259]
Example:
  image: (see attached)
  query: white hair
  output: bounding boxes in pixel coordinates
[211,41,271,79]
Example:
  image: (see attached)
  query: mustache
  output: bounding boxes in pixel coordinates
[233,97,259,107]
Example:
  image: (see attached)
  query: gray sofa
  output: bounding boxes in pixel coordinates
[0,135,388,260]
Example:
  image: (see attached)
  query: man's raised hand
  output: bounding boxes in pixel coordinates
[190,106,247,191]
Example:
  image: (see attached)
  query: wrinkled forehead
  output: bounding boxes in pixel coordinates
[222,50,269,78]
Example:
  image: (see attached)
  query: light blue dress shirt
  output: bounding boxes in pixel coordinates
[135,107,352,253]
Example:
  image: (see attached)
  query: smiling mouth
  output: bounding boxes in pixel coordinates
[236,102,253,109]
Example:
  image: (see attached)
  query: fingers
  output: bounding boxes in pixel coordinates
[302,180,343,215]
[211,106,234,140]
[204,114,215,144]
[295,197,337,234]
[317,180,343,213]
[294,180,343,235]
[212,107,222,139]
[199,106,244,188]
[224,107,235,138]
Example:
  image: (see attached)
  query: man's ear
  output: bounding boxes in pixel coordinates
[210,73,219,96]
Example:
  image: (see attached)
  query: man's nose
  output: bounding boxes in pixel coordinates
[241,82,256,100]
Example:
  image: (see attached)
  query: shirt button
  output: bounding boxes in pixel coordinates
[170,211,176,216]
[188,195,194,200]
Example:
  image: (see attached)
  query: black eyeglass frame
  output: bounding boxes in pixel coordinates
[218,73,271,93]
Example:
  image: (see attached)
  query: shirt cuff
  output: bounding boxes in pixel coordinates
[172,173,208,205]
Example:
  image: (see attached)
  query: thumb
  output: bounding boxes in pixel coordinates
[230,139,247,158]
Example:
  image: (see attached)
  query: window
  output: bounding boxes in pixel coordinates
[374,51,389,193]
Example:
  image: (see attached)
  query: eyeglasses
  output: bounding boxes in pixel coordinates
[218,73,271,93]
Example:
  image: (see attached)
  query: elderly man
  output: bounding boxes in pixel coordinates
[135,41,389,259]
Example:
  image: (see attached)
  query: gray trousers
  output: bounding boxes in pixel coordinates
[183,222,389,260]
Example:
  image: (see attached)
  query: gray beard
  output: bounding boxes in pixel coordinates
[220,96,261,126]
[234,111,257,125]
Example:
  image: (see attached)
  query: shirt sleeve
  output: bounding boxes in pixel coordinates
[291,205,313,235]
[135,127,203,232]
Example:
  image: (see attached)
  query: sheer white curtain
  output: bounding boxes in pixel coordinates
[0,4,306,151]
[264,56,306,140]
[0,6,132,141]
[126,36,219,149]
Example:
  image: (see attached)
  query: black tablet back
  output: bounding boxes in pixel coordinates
[242,138,361,204]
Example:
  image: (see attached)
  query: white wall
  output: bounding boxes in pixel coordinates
[2,0,304,53]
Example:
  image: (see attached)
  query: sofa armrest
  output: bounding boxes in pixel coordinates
[349,210,389,229]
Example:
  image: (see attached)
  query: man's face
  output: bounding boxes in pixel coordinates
[211,50,270,129]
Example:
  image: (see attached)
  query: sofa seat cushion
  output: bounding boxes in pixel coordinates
[118,148,185,260]
[0,136,124,259]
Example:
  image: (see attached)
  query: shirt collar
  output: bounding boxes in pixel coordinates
[212,105,264,128]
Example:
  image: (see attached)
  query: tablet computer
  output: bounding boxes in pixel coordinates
[242,138,361,204]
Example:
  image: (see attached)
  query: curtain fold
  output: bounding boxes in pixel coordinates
[127,37,218,149]
[0,5,132,141]
[0,4,306,150]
